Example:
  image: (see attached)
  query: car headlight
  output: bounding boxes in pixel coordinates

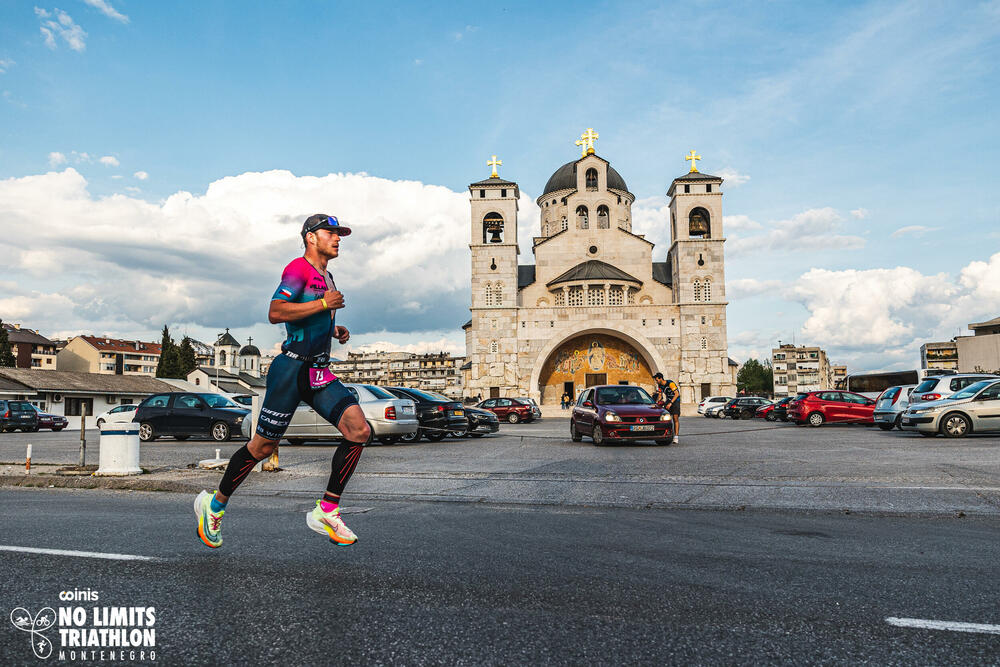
[605,411,621,423]
[909,408,934,415]
[660,412,672,421]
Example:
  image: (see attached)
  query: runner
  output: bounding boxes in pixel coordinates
[194,213,370,549]
[653,372,681,445]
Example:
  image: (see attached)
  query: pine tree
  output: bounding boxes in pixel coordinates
[178,337,198,377]
[155,325,177,378]
[0,320,16,367]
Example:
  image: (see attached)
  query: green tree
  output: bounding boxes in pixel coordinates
[178,337,198,377]
[155,325,183,378]
[0,320,16,367]
[737,358,774,395]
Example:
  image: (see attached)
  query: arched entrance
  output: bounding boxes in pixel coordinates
[535,332,655,405]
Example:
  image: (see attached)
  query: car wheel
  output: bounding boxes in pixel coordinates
[211,421,231,442]
[704,412,712,418]
[894,414,903,430]
[807,412,825,427]
[743,410,754,420]
[941,413,971,438]
[138,422,155,442]
[877,423,894,431]
[52,427,63,432]
[96,419,105,428]
[378,436,400,445]
[779,416,789,422]
[450,427,469,438]
[765,413,777,422]
[426,431,447,442]
[174,434,190,440]
[507,412,520,424]
[570,419,583,442]
[468,433,484,438]
[592,425,605,446]
[400,430,420,443]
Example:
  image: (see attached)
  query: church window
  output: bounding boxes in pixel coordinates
[704,278,712,301]
[706,184,712,193]
[609,287,623,306]
[493,283,503,306]
[597,205,610,229]
[219,350,227,366]
[483,212,504,243]
[585,168,598,191]
[552,199,556,205]
[701,316,706,324]
[658,319,662,325]
[626,289,635,305]
[501,189,507,197]
[693,279,702,302]
[642,319,646,326]
[689,207,710,237]
[671,318,675,326]
[576,205,589,229]
[567,287,584,306]
[617,195,622,204]
[587,286,604,306]
[489,341,499,354]
[684,184,690,193]
[701,337,707,350]
[554,290,565,306]
[561,216,568,231]
[480,190,485,198]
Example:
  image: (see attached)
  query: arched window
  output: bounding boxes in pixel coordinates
[489,340,499,354]
[219,350,227,366]
[484,281,494,306]
[693,279,702,302]
[704,278,712,301]
[576,205,589,229]
[585,168,598,190]
[597,205,610,229]
[701,337,708,350]
[493,282,503,306]
[483,212,504,243]
[567,287,584,306]
[688,207,710,237]
[587,286,604,306]
[561,216,568,231]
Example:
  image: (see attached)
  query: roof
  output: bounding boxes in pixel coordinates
[969,317,1000,330]
[518,265,536,289]
[195,366,267,388]
[217,331,240,347]
[0,369,175,395]
[462,320,472,330]
[2,324,56,346]
[469,176,518,187]
[0,376,31,394]
[239,345,261,356]
[459,361,472,370]
[541,157,628,196]
[651,259,672,287]
[77,335,161,355]
[217,380,244,393]
[239,372,267,387]
[546,260,642,287]
[673,171,722,182]
[728,357,740,367]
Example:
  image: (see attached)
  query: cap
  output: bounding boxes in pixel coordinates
[301,213,352,238]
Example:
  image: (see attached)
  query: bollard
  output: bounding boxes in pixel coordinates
[95,422,142,476]
[215,448,221,460]
[26,444,31,475]
[78,405,87,467]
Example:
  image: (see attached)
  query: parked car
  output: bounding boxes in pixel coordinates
[30,406,68,431]
[771,396,797,422]
[698,396,733,415]
[0,400,39,432]
[228,394,254,407]
[133,392,249,442]
[723,397,772,420]
[901,379,1000,438]
[96,404,138,428]
[476,397,537,424]
[570,385,673,446]
[908,373,999,411]
[450,406,500,438]
[786,391,876,427]
[283,383,418,445]
[704,401,730,418]
[872,385,917,430]
[384,386,468,442]
[513,397,543,420]
[757,397,793,422]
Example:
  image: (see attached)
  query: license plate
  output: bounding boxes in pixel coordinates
[902,418,912,425]
[453,410,464,417]
[402,406,414,414]
[630,425,654,431]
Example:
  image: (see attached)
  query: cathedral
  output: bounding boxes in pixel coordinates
[462,130,736,412]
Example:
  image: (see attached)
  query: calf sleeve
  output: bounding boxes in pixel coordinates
[326,441,365,498]
[219,445,264,496]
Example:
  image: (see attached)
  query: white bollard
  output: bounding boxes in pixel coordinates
[26,444,31,475]
[95,422,142,476]
[215,448,221,460]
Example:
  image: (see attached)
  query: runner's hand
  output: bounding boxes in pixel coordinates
[334,325,350,344]
[323,289,344,310]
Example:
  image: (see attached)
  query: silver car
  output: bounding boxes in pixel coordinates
[284,383,418,445]
[900,379,1000,438]
[872,384,916,430]
[909,373,999,410]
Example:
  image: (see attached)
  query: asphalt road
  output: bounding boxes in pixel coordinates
[2,489,999,665]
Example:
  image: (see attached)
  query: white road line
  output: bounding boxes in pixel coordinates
[886,617,1000,635]
[0,545,160,562]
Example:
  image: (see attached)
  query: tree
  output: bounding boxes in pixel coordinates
[737,358,773,395]
[178,337,198,377]
[0,319,16,368]
[155,325,183,378]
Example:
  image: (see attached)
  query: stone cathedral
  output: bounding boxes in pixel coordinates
[462,130,736,412]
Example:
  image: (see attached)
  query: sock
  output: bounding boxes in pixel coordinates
[210,492,227,513]
[218,445,263,497]
[326,441,365,501]
[320,493,339,513]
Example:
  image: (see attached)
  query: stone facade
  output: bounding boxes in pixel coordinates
[464,148,736,413]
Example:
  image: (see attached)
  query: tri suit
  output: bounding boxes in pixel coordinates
[255,257,358,440]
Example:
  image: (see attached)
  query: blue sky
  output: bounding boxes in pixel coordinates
[1,0,998,371]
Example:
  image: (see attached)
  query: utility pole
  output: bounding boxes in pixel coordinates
[78,404,87,467]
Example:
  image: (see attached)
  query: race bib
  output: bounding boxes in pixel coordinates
[309,366,337,389]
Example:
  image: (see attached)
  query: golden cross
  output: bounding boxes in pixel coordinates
[574,138,587,157]
[487,155,502,178]
[579,128,599,155]
[685,149,701,173]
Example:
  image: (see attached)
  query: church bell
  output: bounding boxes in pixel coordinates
[689,212,709,236]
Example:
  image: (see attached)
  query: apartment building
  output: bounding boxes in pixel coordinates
[772,344,833,397]
[832,365,847,389]
[2,323,58,369]
[956,316,1000,373]
[56,335,161,376]
[920,340,959,372]
[330,351,465,398]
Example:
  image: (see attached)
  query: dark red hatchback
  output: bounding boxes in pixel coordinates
[570,385,673,446]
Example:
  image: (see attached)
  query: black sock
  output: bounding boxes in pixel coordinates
[219,445,263,497]
[327,441,365,498]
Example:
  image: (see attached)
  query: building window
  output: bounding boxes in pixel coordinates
[609,287,623,306]
[701,316,706,324]
[483,212,504,243]
[501,189,507,197]
[597,205,609,229]
[195,378,200,385]
[587,286,604,306]
[704,278,712,301]
[585,168,598,190]
[626,288,635,305]
[693,279,702,302]
[701,337,707,350]
[554,290,565,306]
[684,184,690,193]
[567,287,584,306]
[706,184,712,193]
[479,189,485,198]
[561,216,568,231]
[576,205,589,229]
[489,341,498,354]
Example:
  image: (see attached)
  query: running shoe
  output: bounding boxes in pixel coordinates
[194,490,224,549]
[672,436,679,444]
[306,500,358,546]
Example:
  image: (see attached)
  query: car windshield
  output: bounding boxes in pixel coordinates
[202,394,241,408]
[232,395,253,406]
[405,388,451,402]
[362,385,396,400]
[594,387,654,405]
[914,379,938,393]
[10,401,32,410]
[948,380,997,400]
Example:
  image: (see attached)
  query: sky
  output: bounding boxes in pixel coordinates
[1,0,998,372]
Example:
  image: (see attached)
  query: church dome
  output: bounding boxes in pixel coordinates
[239,344,260,356]
[542,159,628,196]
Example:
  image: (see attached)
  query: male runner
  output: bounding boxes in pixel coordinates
[653,372,681,444]
[194,213,371,549]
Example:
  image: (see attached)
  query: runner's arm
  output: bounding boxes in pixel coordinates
[268,289,343,324]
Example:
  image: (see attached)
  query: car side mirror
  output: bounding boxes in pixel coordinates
[583,401,593,408]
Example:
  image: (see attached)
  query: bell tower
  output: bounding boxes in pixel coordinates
[668,150,726,305]
[469,155,519,311]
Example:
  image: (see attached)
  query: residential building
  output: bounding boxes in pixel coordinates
[956,316,1000,374]
[832,365,848,389]
[330,351,465,398]
[772,344,833,397]
[920,341,959,372]
[56,336,161,376]
[1,323,58,369]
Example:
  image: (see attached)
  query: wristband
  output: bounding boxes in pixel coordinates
[320,298,328,310]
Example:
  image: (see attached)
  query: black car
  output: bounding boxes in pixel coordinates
[0,400,39,432]
[133,392,249,442]
[450,406,499,438]
[722,397,772,420]
[769,396,795,422]
[383,387,467,442]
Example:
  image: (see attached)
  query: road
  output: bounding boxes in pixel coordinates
[2,489,999,664]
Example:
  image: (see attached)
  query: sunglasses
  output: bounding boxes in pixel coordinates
[305,216,340,234]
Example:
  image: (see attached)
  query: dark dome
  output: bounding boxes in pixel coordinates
[239,345,260,356]
[541,159,629,196]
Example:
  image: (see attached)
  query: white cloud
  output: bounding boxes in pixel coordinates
[111,174,123,180]
[133,170,148,180]
[99,155,120,167]
[891,224,939,238]
[0,58,14,74]
[727,278,781,299]
[82,0,129,23]
[48,151,67,166]
[850,208,869,219]
[36,8,87,52]
[726,207,865,257]
[716,168,750,186]
[722,214,762,232]
[124,186,141,193]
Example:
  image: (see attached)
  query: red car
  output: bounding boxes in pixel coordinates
[570,385,673,445]
[31,406,68,431]
[786,391,876,427]
[476,398,535,424]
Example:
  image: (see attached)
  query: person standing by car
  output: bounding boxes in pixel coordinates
[561,391,571,410]
[193,214,371,550]
[653,372,681,444]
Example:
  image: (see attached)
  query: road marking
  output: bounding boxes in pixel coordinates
[0,545,159,562]
[886,617,1000,635]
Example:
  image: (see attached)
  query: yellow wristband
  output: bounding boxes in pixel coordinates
[320,298,328,310]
